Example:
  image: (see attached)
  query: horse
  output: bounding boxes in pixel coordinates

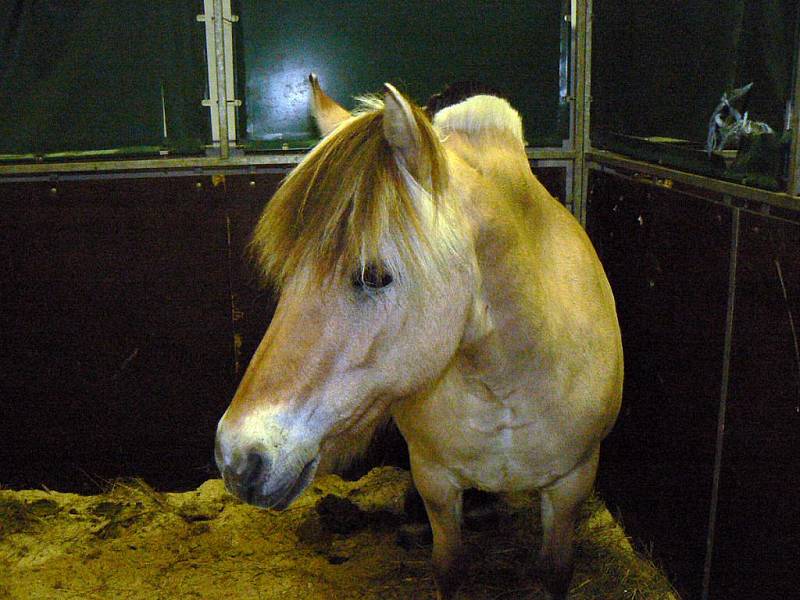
[215,75,623,600]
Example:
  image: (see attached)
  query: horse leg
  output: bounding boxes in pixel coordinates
[537,448,599,600]
[410,455,464,600]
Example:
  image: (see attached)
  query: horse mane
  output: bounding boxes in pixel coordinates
[425,80,506,118]
[249,95,450,288]
[433,94,525,144]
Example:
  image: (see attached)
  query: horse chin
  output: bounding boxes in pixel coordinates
[251,455,320,511]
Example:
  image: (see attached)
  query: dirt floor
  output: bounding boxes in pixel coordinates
[0,467,678,599]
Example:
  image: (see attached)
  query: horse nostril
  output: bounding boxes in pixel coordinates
[243,452,264,484]
[240,451,271,502]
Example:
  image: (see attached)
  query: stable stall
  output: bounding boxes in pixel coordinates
[1,2,798,599]
[588,2,799,598]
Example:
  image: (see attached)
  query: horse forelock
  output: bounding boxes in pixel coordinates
[249,96,458,290]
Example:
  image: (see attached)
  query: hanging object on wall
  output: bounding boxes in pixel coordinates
[706,82,789,190]
[706,82,774,155]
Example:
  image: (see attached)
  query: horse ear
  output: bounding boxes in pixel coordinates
[382,83,423,176]
[309,73,351,137]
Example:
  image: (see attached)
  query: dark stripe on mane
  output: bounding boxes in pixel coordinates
[426,80,506,118]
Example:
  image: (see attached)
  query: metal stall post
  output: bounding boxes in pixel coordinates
[199,0,240,159]
[524,0,583,217]
[789,14,800,197]
[571,0,593,225]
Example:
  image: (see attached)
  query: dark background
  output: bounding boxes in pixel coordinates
[238,0,565,148]
[592,0,797,142]
[0,0,566,156]
[588,171,800,599]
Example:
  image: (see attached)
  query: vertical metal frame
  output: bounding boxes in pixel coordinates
[570,0,592,225]
[564,160,575,215]
[559,0,574,152]
[551,0,590,221]
[701,203,740,600]
[199,0,240,157]
[789,19,800,197]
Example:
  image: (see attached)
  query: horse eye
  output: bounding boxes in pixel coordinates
[353,264,393,291]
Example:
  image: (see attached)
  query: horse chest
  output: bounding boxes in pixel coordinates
[452,413,549,491]
[395,384,562,492]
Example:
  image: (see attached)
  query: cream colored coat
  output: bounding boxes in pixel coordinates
[216,79,622,600]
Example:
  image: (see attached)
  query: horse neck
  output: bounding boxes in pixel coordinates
[447,136,552,387]
[445,131,546,272]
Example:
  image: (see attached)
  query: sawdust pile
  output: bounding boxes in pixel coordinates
[0,467,678,599]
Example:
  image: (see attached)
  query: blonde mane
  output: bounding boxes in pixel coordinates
[433,94,524,143]
[249,96,451,288]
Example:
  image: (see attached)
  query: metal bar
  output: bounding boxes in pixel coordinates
[0,148,577,180]
[581,0,593,223]
[221,0,239,141]
[570,0,592,225]
[199,0,220,143]
[1,159,573,185]
[564,159,575,214]
[0,155,303,179]
[526,148,576,160]
[0,167,295,185]
[530,158,573,169]
[702,205,740,600]
[589,149,800,212]
[561,0,574,151]
[789,10,800,196]
[213,0,230,158]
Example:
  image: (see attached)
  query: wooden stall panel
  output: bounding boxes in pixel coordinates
[221,174,283,379]
[710,212,800,599]
[0,178,232,492]
[587,172,732,598]
[0,162,570,493]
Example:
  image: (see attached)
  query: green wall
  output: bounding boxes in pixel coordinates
[0,1,566,156]
[238,0,566,148]
[591,0,798,189]
[593,0,797,142]
[0,1,209,156]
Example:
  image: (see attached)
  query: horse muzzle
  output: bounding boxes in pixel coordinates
[215,442,320,510]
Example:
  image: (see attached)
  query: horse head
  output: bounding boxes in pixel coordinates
[215,79,475,509]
